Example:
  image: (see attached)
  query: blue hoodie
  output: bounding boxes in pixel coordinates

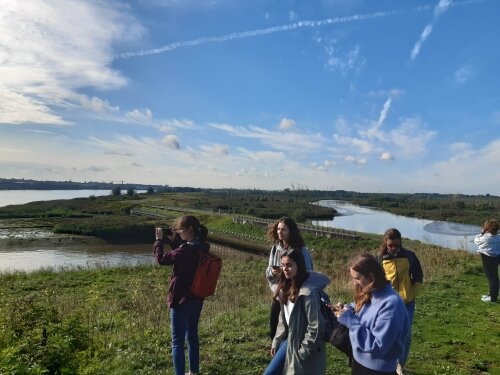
[338,284,409,372]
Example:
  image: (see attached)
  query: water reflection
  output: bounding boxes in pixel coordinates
[312,200,481,252]
[0,244,154,273]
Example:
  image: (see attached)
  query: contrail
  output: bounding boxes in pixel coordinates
[116,10,402,59]
[116,0,485,60]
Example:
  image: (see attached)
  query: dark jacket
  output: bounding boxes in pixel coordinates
[154,237,210,308]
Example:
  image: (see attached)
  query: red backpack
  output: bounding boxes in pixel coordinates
[190,251,222,298]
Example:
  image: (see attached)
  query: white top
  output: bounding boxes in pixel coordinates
[474,232,500,257]
[284,300,295,325]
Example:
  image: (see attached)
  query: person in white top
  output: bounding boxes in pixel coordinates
[474,219,500,303]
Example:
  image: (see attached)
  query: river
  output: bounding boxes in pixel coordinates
[312,200,481,252]
[0,192,483,272]
[0,189,144,207]
[0,244,154,272]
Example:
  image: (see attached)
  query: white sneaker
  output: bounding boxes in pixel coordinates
[481,295,492,302]
[482,294,490,299]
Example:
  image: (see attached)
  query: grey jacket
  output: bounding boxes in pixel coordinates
[272,272,330,375]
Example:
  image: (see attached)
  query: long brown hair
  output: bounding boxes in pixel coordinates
[379,228,402,255]
[267,217,305,250]
[351,253,387,312]
[483,219,499,235]
[175,215,208,242]
[273,249,309,304]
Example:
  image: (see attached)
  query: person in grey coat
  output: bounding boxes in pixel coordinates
[266,217,314,340]
[264,248,330,375]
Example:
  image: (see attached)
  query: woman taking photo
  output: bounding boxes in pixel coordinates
[335,254,409,375]
[154,215,210,375]
[266,217,314,340]
[264,249,329,375]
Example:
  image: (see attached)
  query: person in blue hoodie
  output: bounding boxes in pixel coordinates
[335,253,409,375]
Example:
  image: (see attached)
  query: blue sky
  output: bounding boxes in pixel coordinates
[1,0,499,194]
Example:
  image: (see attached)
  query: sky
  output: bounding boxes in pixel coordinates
[1,0,499,194]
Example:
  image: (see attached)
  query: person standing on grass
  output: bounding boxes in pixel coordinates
[335,253,409,375]
[265,217,314,368]
[264,249,329,375]
[154,215,209,375]
[474,219,500,303]
[378,229,423,375]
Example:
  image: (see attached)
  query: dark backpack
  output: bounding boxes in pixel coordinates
[317,290,353,361]
[190,251,222,299]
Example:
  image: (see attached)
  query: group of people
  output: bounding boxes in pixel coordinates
[263,220,422,375]
[153,214,498,375]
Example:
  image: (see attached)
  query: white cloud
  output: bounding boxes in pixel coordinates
[279,118,296,130]
[289,10,298,21]
[210,123,327,152]
[335,117,350,134]
[160,118,197,130]
[125,108,153,124]
[358,99,436,157]
[324,43,366,75]
[386,117,436,156]
[406,138,500,194]
[368,89,404,97]
[78,95,120,114]
[410,25,433,61]
[162,135,181,150]
[360,97,392,140]
[410,0,452,62]
[237,147,285,163]
[379,152,394,161]
[334,134,374,154]
[119,10,394,58]
[454,65,473,85]
[434,0,452,17]
[311,159,336,171]
[0,1,142,125]
[449,142,472,154]
[345,155,367,165]
[199,144,230,155]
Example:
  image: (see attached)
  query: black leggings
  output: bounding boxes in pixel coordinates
[269,300,281,339]
[352,359,397,375]
[481,254,499,302]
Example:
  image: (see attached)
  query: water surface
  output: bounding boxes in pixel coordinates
[0,244,154,273]
[0,190,116,207]
[312,200,481,252]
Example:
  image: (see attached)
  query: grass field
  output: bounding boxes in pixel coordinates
[1,235,499,375]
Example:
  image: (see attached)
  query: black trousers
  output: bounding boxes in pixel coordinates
[352,359,397,375]
[481,253,500,302]
[269,300,281,339]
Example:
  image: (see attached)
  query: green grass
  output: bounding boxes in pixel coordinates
[1,241,499,374]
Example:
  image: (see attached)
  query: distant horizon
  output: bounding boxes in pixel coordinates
[1,1,499,195]
[1,176,498,197]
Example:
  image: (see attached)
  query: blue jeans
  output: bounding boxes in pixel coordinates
[400,299,415,365]
[263,340,287,375]
[170,299,204,375]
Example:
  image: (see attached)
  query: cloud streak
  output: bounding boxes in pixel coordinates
[410,0,452,61]
[117,10,400,59]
